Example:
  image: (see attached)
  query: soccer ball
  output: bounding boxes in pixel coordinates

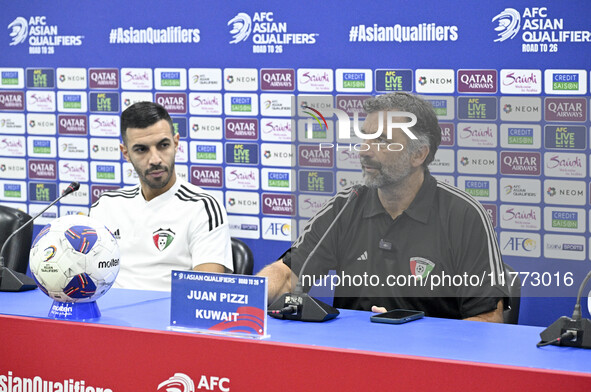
[29,215,120,303]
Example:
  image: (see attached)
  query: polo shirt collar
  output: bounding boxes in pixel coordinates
[362,171,437,224]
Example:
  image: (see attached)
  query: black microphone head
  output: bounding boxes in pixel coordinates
[349,184,363,200]
[63,182,80,195]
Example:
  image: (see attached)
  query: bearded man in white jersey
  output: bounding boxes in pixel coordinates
[90,102,232,291]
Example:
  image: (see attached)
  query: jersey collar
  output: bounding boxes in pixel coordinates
[362,171,437,224]
[140,176,182,203]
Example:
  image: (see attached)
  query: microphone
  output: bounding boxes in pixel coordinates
[538,269,591,348]
[0,182,80,292]
[268,186,360,322]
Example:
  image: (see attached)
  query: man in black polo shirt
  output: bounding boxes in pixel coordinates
[259,92,508,322]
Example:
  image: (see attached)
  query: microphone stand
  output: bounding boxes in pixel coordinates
[268,187,359,322]
[0,182,80,292]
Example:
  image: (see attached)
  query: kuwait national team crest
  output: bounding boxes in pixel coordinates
[409,257,435,279]
[153,228,175,251]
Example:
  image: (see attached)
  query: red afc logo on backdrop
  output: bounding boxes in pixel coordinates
[157,372,231,392]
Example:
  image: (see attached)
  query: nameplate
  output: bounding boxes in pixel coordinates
[170,270,268,338]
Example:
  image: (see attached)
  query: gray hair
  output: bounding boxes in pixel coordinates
[363,92,441,167]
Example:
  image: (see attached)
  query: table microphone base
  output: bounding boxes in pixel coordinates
[268,292,339,322]
[0,267,37,292]
[540,316,591,349]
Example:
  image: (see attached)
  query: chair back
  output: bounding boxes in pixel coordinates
[0,205,33,274]
[231,237,254,275]
[503,263,521,324]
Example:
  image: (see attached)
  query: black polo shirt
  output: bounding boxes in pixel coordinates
[284,172,509,319]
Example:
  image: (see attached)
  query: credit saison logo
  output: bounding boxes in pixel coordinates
[302,107,417,152]
[2,183,22,198]
[464,180,490,198]
[0,70,21,87]
[507,126,534,146]
[96,164,116,180]
[230,96,251,112]
[551,210,578,229]
[7,16,84,54]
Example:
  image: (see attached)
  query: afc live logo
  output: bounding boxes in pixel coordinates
[225,143,259,165]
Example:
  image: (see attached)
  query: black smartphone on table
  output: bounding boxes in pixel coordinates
[370,309,424,324]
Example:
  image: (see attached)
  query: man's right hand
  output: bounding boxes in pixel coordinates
[257,259,295,303]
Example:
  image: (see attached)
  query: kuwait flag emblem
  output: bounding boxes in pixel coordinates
[409,257,435,279]
[153,228,175,251]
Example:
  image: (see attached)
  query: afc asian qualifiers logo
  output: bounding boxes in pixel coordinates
[153,228,175,251]
[228,13,252,43]
[492,8,521,42]
[157,372,230,392]
[8,17,28,45]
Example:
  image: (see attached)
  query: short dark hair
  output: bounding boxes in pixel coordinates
[120,101,174,145]
[362,92,442,167]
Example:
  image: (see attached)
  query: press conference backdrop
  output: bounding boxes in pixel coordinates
[1,0,590,325]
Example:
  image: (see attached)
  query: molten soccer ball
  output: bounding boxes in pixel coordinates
[29,215,120,303]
